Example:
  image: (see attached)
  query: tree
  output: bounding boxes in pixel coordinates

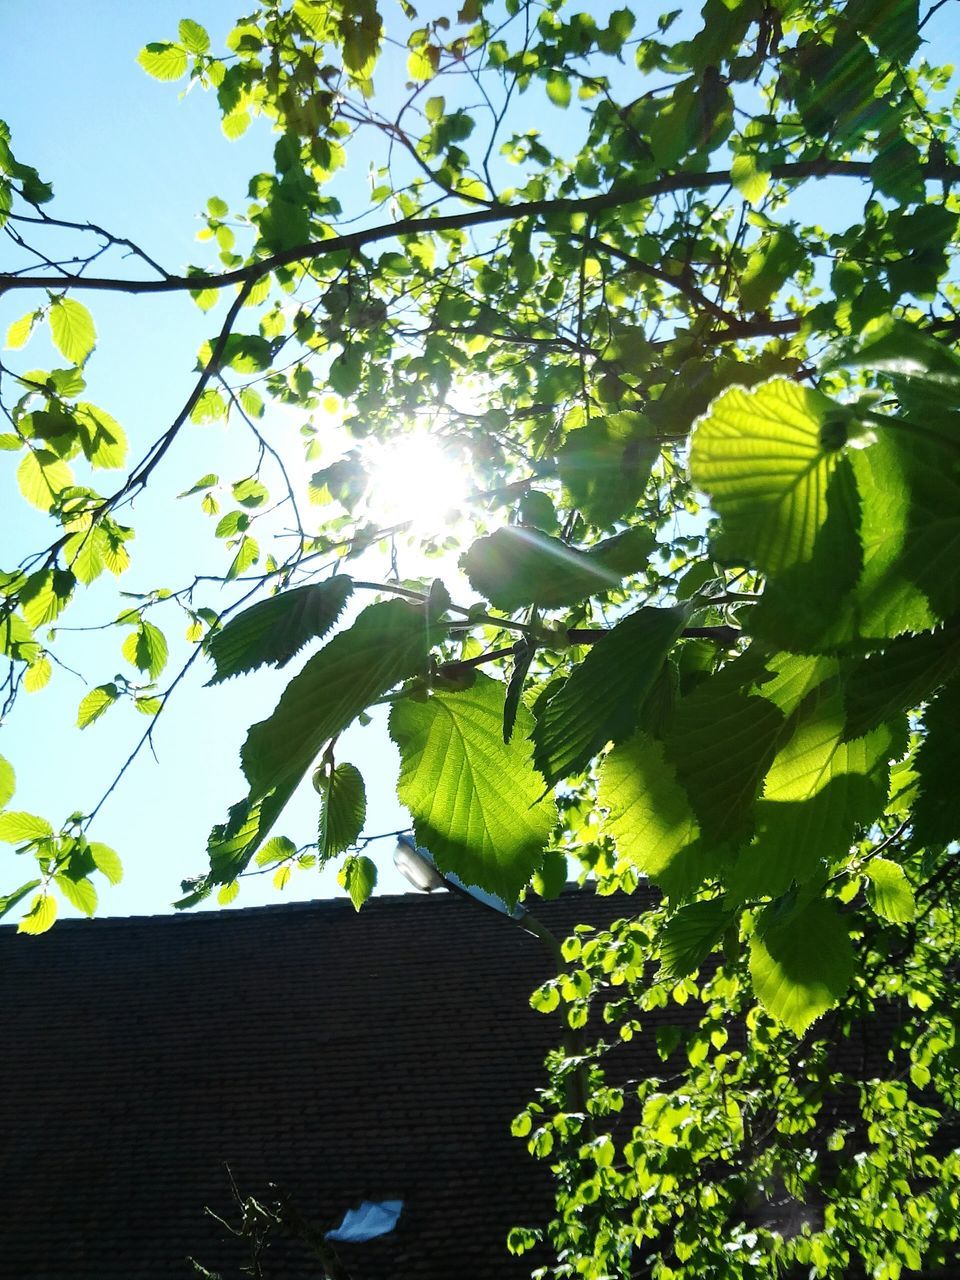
[2,0,960,1274]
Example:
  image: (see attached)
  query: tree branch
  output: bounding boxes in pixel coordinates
[4,160,956,298]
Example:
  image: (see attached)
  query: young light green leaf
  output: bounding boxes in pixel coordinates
[138,41,189,81]
[218,880,240,905]
[54,873,98,917]
[78,683,120,729]
[227,535,259,579]
[24,657,51,692]
[123,621,168,680]
[206,577,353,683]
[730,153,770,204]
[316,762,366,861]
[254,835,297,867]
[178,18,210,53]
[0,811,53,843]
[534,607,686,785]
[864,857,916,923]
[17,448,73,511]
[6,311,37,350]
[0,753,15,808]
[749,899,854,1035]
[17,892,58,935]
[89,842,123,885]
[389,673,557,903]
[49,297,96,364]
[339,853,377,911]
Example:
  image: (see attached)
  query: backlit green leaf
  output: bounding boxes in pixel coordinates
[534,607,686,785]
[750,899,854,1034]
[17,892,57,935]
[390,673,557,902]
[461,526,655,612]
[316,761,366,861]
[599,733,707,898]
[49,297,96,364]
[865,857,915,923]
[691,379,847,574]
[339,853,377,911]
[207,578,353,683]
[138,41,189,80]
[77,683,119,729]
[0,811,53,843]
[0,753,15,808]
[54,873,98,917]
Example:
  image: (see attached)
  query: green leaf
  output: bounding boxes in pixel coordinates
[598,733,707,898]
[339,853,377,911]
[17,448,72,511]
[206,577,353,683]
[664,653,785,845]
[0,753,15,808]
[749,899,854,1035]
[844,626,960,739]
[178,18,210,53]
[690,378,848,575]
[389,673,557,902]
[89,841,123,885]
[865,857,915,923]
[218,880,240,905]
[17,892,57,935]
[232,477,269,508]
[316,761,366,861]
[730,152,770,204]
[461,526,654,612]
[6,311,37,349]
[557,414,658,528]
[20,567,75,628]
[660,898,735,979]
[533,607,686,785]
[49,297,96,364]
[0,879,41,921]
[77,683,119,729]
[123,621,168,680]
[532,850,568,899]
[75,402,128,469]
[732,688,897,897]
[24,656,51,692]
[213,601,436,882]
[138,41,189,80]
[546,71,572,108]
[912,677,960,846]
[255,834,297,867]
[54,872,98,917]
[227,535,259,579]
[0,811,53,843]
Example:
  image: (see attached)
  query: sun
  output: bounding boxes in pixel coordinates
[363,430,470,535]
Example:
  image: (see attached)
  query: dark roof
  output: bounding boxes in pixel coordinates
[0,886,656,1280]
